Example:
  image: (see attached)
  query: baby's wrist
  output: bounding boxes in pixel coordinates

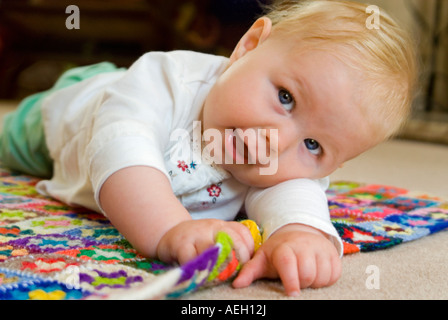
[155,218,192,258]
[274,223,326,238]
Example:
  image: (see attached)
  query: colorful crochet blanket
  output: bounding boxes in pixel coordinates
[0,166,447,300]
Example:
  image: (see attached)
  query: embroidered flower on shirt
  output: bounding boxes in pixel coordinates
[207,183,223,204]
[175,160,197,174]
[177,161,188,172]
[207,184,221,197]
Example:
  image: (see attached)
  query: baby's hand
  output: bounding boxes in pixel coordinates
[156,219,254,265]
[233,224,342,296]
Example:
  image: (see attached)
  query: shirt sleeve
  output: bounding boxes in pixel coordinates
[244,177,343,257]
[85,52,182,212]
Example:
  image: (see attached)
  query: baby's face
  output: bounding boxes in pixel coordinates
[202,35,376,188]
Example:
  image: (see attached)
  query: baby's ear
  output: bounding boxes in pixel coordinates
[229,17,272,64]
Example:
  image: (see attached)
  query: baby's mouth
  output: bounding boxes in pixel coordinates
[225,128,258,165]
[233,133,249,164]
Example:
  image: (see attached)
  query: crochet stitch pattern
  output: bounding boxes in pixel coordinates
[0,166,447,299]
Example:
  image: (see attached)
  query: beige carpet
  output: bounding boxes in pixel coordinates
[1,101,447,300]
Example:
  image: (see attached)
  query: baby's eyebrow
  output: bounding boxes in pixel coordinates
[289,75,311,107]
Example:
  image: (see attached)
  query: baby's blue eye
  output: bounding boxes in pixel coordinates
[278,89,295,111]
[304,139,322,156]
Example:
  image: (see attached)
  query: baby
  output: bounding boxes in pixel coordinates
[0,0,416,296]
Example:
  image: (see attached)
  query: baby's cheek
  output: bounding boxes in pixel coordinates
[292,144,319,176]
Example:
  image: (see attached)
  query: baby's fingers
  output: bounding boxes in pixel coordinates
[232,250,267,289]
[316,255,342,287]
[312,253,342,288]
[309,253,332,288]
[272,246,301,297]
[223,222,254,264]
[177,243,199,265]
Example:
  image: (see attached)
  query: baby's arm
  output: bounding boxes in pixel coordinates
[99,166,253,264]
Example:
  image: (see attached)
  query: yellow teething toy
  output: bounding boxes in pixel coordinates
[240,220,262,251]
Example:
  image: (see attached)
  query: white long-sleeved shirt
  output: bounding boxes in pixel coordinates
[37,51,342,256]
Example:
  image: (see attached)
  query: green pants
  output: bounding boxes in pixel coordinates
[0,62,122,178]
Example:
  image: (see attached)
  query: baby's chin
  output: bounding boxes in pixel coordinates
[223,163,333,189]
[222,164,291,189]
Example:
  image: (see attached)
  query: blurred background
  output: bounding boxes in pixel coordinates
[0,0,447,144]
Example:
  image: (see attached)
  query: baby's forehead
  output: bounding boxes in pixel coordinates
[287,49,361,97]
[274,41,361,79]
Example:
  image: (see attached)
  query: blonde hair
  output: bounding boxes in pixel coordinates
[264,0,417,141]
